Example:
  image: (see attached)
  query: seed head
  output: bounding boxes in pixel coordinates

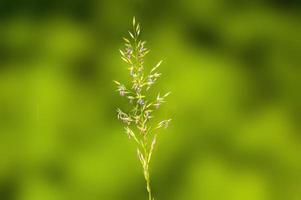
[114,17,172,200]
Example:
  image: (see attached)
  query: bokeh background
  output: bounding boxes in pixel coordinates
[0,0,301,200]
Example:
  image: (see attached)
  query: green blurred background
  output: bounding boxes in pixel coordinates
[0,0,300,200]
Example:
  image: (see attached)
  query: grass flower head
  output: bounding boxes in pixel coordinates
[114,17,171,200]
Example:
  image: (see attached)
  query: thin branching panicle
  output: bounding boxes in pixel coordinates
[114,17,171,200]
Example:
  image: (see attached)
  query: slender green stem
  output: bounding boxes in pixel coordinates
[144,164,152,200]
[142,139,153,200]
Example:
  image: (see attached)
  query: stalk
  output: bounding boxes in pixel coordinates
[144,166,152,200]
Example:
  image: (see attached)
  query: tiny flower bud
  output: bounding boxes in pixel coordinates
[138,99,145,105]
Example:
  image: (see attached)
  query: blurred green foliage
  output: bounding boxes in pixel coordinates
[0,0,300,200]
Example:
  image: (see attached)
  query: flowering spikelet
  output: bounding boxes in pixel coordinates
[114,17,171,200]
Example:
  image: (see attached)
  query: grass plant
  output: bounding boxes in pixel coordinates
[114,17,171,200]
